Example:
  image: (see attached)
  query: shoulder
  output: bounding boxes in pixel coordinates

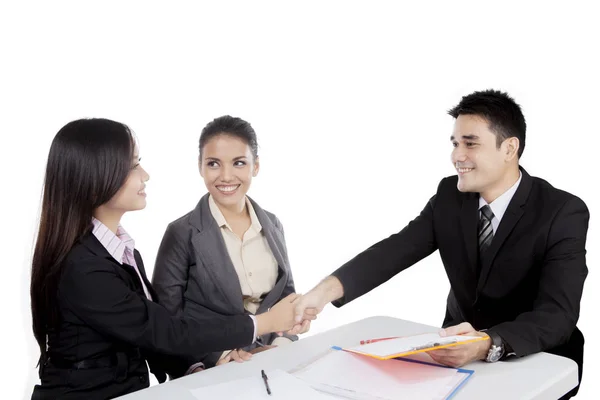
[60,236,120,289]
[163,209,196,238]
[248,197,282,229]
[263,208,280,227]
[530,175,589,215]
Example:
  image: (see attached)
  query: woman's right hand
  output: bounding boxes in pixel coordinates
[256,293,315,335]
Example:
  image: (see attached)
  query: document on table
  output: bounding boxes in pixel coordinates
[189,369,337,399]
[292,349,474,400]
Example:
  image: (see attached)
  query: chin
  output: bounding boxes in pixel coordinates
[132,199,147,211]
[457,181,475,193]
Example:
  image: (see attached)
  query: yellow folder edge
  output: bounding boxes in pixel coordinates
[343,336,490,360]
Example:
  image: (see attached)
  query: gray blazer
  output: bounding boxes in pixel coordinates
[151,193,297,373]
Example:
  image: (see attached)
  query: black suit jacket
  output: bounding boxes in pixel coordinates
[32,232,254,400]
[152,194,297,375]
[332,168,588,390]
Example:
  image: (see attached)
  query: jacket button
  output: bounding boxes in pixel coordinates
[139,375,147,383]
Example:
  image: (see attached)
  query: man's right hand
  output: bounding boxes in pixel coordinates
[256,293,317,335]
[283,276,345,335]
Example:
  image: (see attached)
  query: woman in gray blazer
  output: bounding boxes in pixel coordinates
[152,115,305,377]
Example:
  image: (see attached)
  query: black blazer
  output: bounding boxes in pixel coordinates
[332,168,588,391]
[152,194,296,374]
[32,232,254,400]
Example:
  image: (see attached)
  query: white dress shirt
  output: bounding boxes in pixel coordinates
[478,172,522,232]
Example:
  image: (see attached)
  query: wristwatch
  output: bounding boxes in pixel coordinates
[484,331,505,363]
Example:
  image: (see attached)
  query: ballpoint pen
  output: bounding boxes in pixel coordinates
[261,369,271,395]
[411,338,459,351]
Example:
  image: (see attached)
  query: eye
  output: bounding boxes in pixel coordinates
[207,161,219,168]
[452,142,458,148]
[132,157,142,169]
[234,160,246,167]
[466,142,477,147]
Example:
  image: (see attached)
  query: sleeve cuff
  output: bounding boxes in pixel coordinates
[185,362,205,375]
[271,336,293,346]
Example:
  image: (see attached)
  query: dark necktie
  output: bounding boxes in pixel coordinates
[478,205,495,255]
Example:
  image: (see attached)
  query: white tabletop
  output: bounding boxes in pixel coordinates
[118,316,578,399]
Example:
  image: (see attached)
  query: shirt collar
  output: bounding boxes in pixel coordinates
[208,195,262,233]
[478,171,522,222]
[91,217,135,264]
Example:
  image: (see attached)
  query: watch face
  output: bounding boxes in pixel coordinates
[487,345,503,362]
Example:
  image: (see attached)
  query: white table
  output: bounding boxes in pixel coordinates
[118,316,578,399]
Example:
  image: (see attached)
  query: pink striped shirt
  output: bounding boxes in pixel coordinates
[91,217,152,300]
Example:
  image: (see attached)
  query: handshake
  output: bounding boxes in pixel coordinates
[255,276,343,337]
[211,290,331,369]
[255,293,320,337]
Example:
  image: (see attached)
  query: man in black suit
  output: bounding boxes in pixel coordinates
[293,90,589,398]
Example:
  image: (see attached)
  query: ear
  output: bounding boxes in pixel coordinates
[252,156,260,177]
[504,137,520,162]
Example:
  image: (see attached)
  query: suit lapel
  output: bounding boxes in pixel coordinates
[133,250,159,301]
[248,197,288,313]
[190,194,245,313]
[477,168,532,291]
[460,192,479,274]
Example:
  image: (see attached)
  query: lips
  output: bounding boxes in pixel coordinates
[216,184,240,194]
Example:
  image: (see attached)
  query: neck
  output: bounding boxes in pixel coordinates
[217,198,248,222]
[480,166,520,204]
[93,207,124,234]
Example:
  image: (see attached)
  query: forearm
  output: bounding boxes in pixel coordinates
[316,275,345,304]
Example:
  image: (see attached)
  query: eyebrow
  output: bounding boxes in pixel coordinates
[450,134,480,141]
[205,156,248,162]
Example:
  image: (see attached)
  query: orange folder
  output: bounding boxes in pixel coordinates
[338,332,489,360]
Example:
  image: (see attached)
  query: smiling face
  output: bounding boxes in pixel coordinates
[199,134,259,210]
[102,145,150,212]
[451,114,519,201]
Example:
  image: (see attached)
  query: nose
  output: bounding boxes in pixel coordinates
[451,146,467,165]
[220,164,233,182]
[140,166,150,182]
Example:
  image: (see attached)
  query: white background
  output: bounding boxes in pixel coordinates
[1,1,598,398]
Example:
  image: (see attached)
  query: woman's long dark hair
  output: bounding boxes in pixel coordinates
[31,118,135,362]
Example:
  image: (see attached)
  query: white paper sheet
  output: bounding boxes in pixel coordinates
[293,349,467,400]
[189,369,335,400]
